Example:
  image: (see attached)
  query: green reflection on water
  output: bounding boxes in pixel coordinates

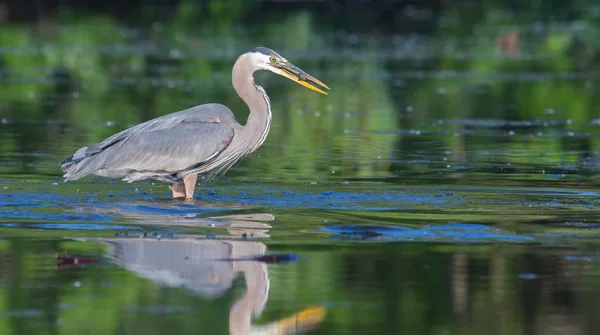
[1,238,600,334]
[0,2,599,334]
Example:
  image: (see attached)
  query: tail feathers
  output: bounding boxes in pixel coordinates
[61,156,76,173]
[62,160,100,182]
[61,151,107,182]
[61,147,97,181]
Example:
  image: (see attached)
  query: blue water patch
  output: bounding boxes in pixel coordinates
[0,191,114,223]
[0,223,137,230]
[205,190,463,210]
[0,209,113,223]
[0,191,76,207]
[320,223,535,243]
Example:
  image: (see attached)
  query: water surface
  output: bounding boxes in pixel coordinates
[1,3,600,334]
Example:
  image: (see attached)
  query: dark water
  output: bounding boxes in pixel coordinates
[1,3,600,334]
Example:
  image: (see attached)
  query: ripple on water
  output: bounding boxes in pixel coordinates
[0,210,113,223]
[321,223,537,243]
[0,223,137,230]
[115,203,234,215]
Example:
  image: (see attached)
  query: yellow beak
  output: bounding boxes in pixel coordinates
[275,63,330,95]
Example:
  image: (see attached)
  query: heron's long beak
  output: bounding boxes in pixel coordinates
[274,63,330,95]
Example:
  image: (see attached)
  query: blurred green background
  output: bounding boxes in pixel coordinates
[0,0,597,186]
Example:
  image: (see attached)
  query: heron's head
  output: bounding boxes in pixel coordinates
[247,47,330,95]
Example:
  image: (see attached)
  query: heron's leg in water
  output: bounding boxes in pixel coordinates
[169,183,186,198]
[183,174,198,199]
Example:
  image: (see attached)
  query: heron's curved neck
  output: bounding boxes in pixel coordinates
[232,54,272,151]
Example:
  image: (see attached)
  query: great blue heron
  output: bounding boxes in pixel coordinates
[61,47,329,199]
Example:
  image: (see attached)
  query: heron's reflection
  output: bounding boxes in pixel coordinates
[65,212,324,335]
[70,199,274,238]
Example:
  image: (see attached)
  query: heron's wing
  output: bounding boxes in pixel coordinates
[104,121,234,172]
[63,104,237,180]
[82,103,237,157]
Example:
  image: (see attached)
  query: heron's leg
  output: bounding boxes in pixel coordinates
[183,174,198,199]
[169,183,186,198]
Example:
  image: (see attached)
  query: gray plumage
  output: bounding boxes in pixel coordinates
[62,104,238,183]
[60,46,328,196]
[248,47,282,58]
[62,49,273,184]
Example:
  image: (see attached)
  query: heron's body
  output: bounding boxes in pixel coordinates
[62,104,242,184]
[61,47,329,199]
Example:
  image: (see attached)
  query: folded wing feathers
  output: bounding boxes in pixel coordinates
[62,104,237,181]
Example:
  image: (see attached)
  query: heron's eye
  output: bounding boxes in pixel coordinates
[269,56,277,63]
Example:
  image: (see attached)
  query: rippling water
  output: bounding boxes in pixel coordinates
[1,5,600,334]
